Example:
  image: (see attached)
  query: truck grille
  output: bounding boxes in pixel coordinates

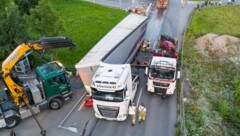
[153,82,170,87]
[97,105,119,118]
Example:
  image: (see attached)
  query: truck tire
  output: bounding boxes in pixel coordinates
[50,98,63,110]
[5,115,21,129]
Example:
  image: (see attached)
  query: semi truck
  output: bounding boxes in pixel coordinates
[146,35,180,99]
[75,13,148,120]
[91,63,139,121]
[0,37,75,129]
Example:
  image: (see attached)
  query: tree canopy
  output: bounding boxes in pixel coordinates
[0,0,64,65]
[0,5,26,61]
[14,0,40,15]
[24,0,64,38]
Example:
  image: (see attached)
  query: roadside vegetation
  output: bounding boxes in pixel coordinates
[183,6,240,135]
[49,0,128,66]
[0,0,128,68]
[0,0,64,66]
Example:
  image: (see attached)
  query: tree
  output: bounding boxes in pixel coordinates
[0,4,27,61]
[24,0,64,38]
[0,0,11,11]
[14,0,40,15]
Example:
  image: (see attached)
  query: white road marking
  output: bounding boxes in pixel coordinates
[136,87,143,107]
[78,100,85,111]
[58,92,87,128]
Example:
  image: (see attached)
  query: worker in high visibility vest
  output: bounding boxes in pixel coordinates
[141,4,146,15]
[138,103,147,123]
[141,43,147,51]
[146,39,151,47]
[144,39,151,57]
[128,102,137,126]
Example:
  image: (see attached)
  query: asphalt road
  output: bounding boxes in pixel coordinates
[0,0,196,136]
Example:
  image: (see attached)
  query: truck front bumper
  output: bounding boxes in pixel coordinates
[148,85,175,95]
[95,112,127,121]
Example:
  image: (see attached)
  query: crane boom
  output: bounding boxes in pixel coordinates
[1,37,76,107]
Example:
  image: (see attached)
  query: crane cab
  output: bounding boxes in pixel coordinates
[35,62,71,99]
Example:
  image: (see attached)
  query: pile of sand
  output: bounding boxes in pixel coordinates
[195,33,240,57]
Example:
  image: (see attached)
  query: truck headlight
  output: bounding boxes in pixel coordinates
[95,112,100,116]
[92,82,95,87]
[148,87,153,92]
[119,114,127,118]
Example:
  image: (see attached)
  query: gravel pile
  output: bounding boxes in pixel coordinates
[195,33,240,57]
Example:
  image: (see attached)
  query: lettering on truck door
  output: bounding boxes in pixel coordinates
[46,75,67,97]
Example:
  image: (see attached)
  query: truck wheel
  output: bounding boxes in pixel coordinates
[5,116,20,129]
[50,98,63,110]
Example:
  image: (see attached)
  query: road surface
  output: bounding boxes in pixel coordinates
[0,0,196,136]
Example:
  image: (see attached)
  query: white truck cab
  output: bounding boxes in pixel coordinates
[146,56,179,98]
[91,63,139,121]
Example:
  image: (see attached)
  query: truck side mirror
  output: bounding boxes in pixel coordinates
[177,71,181,79]
[145,67,148,76]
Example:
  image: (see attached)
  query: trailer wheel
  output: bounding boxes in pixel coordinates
[5,116,20,129]
[50,98,63,110]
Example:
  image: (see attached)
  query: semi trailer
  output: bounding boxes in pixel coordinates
[75,13,148,94]
[75,13,148,120]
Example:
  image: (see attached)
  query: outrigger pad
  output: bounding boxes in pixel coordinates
[32,37,76,50]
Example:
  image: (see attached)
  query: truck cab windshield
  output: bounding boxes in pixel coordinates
[92,88,124,102]
[150,68,175,79]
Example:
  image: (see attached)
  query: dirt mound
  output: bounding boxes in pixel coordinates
[195,34,240,57]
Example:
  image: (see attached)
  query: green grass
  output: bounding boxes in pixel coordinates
[183,6,240,135]
[49,0,128,67]
[188,6,240,38]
